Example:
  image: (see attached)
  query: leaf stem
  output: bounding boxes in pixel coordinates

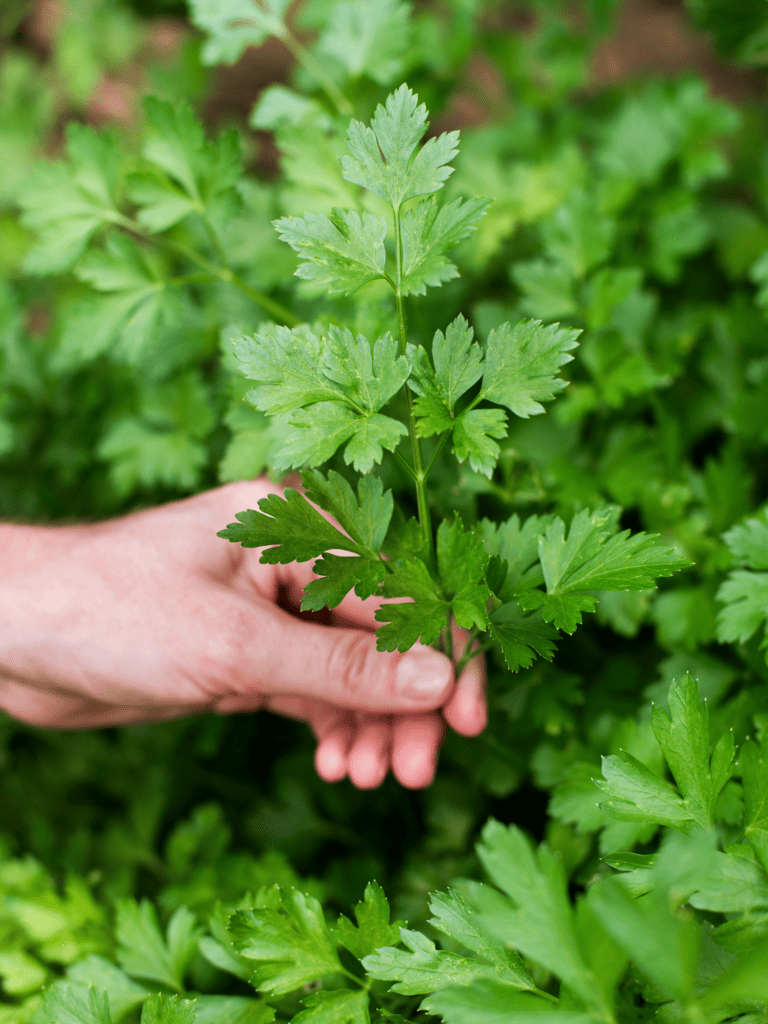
[394,206,434,566]
[337,965,369,989]
[423,431,450,478]
[455,634,494,676]
[282,30,354,118]
[118,215,300,327]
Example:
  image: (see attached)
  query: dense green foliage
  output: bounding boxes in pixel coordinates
[3,0,768,1021]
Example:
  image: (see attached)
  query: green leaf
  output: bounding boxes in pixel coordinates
[540,191,615,279]
[478,320,580,419]
[116,902,200,992]
[511,259,578,321]
[688,849,768,914]
[302,470,393,554]
[333,881,403,960]
[596,751,691,829]
[742,734,768,837]
[18,124,122,274]
[301,554,387,610]
[428,889,534,990]
[424,983,591,1024]
[374,558,447,651]
[316,0,409,85]
[479,514,552,602]
[363,928,523,996]
[473,821,609,1014]
[716,571,768,645]
[399,196,490,296]
[341,84,459,209]
[436,519,491,631]
[217,489,361,562]
[38,982,112,1024]
[336,411,408,474]
[488,604,558,672]
[453,408,508,477]
[67,956,148,1021]
[193,996,275,1024]
[229,889,342,997]
[273,210,388,295]
[291,989,370,1024]
[234,325,344,415]
[723,507,768,569]
[140,994,196,1024]
[323,327,409,413]
[407,314,484,423]
[651,674,735,830]
[188,0,290,64]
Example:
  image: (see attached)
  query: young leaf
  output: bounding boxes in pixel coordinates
[478,319,580,419]
[38,982,113,1024]
[302,470,393,555]
[273,210,388,295]
[291,989,370,1024]
[340,84,459,210]
[333,880,403,960]
[116,902,200,992]
[407,314,484,429]
[217,489,362,562]
[596,751,692,829]
[473,821,610,1015]
[141,994,197,1024]
[323,327,409,415]
[18,124,122,274]
[315,0,410,85]
[188,0,290,64]
[229,889,343,997]
[399,196,490,296]
[452,408,508,477]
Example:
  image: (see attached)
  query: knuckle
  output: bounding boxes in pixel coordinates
[328,631,378,697]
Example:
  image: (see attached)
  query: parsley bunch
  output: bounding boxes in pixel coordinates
[219,85,689,669]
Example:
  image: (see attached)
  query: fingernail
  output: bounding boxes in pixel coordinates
[396,647,452,700]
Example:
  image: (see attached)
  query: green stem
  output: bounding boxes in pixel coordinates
[392,446,417,481]
[394,206,434,566]
[424,431,450,478]
[122,219,300,327]
[282,30,354,118]
[337,965,369,990]
[455,634,494,676]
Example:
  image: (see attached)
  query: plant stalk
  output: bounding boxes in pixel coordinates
[282,31,354,118]
[393,206,434,567]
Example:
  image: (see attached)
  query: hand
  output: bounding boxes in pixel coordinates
[0,479,486,789]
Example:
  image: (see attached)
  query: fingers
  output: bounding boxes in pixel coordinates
[391,714,444,789]
[239,600,455,715]
[443,637,487,737]
[347,717,391,789]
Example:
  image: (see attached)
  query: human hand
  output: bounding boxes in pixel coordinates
[0,479,486,789]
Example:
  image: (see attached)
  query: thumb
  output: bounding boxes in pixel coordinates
[238,600,455,713]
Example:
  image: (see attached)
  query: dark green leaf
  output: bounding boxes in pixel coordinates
[333,881,403,960]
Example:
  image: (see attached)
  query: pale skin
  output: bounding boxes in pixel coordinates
[0,478,487,790]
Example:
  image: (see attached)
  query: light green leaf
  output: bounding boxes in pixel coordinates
[407,314,484,416]
[229,889,342,997]
[273,210,388,295]
[742,734,768,837]
[116,902,200,993]
[323,327,409,413]
[722,508,768,569]
[38,982,112,1024]
[341,84,459,209]
[488,604,558,672]
[540,191,615,279]
[140,994,196,1024]
[291,989,370,1024]
[511,259,578,321]
[479,320,580,418]
[316,0,410,85]
[424,982,592,1024]
[333,881,403,961]
[400,196,490,296]
[188,0,290,64]
[67,956,147,1021]
[716,571,768,646]
[193,996,275,1024]
[596,751,691,828]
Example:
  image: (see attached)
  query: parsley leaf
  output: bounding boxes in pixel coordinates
[217,489,362,562]
[717,507,768,657]
[301,554,387,610]
[302,470,392,554]
[407,314,484,428]
[188,0,290,64]
[473,820,611,1016]
[374,558,447,651]
[39,983,113,1024]
[742,733,768,838]
[229,889,343,997]
[291,990,370,1024]
[436,518,491,631]
[116,902,201,993]
[18,123,122,274]
[341,84,459,210]
[274,210,388,295]
[315,0,410,85]
[488,603,558,672]
[333,880,403,960]
[597,674,734,831]
[478,319,580,419]
[452,408,508,477]
[424,983,589,1024]
[141,994,197,1024]
[399,196,490,295]
[323,327,409,414]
